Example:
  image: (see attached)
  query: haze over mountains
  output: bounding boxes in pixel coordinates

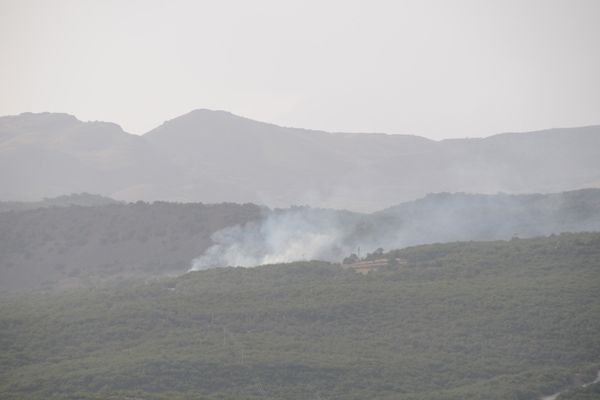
[2,110,599,211]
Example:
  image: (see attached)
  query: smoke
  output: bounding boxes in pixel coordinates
[190,189,600,271]
[190,207,362,270]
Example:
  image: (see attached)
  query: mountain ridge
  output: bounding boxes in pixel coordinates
[1,110,599,210]
[7,109,599,141]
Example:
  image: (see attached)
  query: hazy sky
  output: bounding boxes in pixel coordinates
[1,0,599,139]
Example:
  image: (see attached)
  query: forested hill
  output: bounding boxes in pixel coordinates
[1,189,600,293]
[366,188,600,247]
[0,202,262,292]
[1,232,599,400]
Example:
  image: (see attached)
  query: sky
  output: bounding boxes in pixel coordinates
[0,0,599,140]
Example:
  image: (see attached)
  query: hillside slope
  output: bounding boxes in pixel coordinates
[2,189,600,292]
[1,233,599,400]
[367,188,600,247]
[0,202,262,292]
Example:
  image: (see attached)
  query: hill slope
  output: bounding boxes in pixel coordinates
[2,189,600,292]
[190,188,600,270]
[1,233,599,400]
[0,202,262,292]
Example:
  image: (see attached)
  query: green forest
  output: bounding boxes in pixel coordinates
[2,188,600,293]
[1,232,599,399]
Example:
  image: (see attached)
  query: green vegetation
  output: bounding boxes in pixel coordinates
[0,201,262,292]
[3,188,600,294]
[1,232,599,399]
[558,382,600,400]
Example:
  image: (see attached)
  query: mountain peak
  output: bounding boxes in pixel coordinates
[19,111,78,119]
[188,108,234,116]
[0,112,132,138]
[0,112,82,139]
[179,108,254,124]
[146,108,273,137]
[11,112,80,125]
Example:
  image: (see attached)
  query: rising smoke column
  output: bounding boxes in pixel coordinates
[189,191,596,271]
[189,207,360,270]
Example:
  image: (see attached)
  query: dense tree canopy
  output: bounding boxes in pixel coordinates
[0,233,598,399]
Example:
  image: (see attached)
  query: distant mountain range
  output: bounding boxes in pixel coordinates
[1,110,599,210]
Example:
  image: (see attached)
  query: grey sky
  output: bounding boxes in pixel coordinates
[1,0,599,139]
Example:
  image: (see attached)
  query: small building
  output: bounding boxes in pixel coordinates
[344,258,386,274]
[343,257,408,274]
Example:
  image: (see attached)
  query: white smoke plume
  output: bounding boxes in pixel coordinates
[189,190,600,271]
[190,207,361,270]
